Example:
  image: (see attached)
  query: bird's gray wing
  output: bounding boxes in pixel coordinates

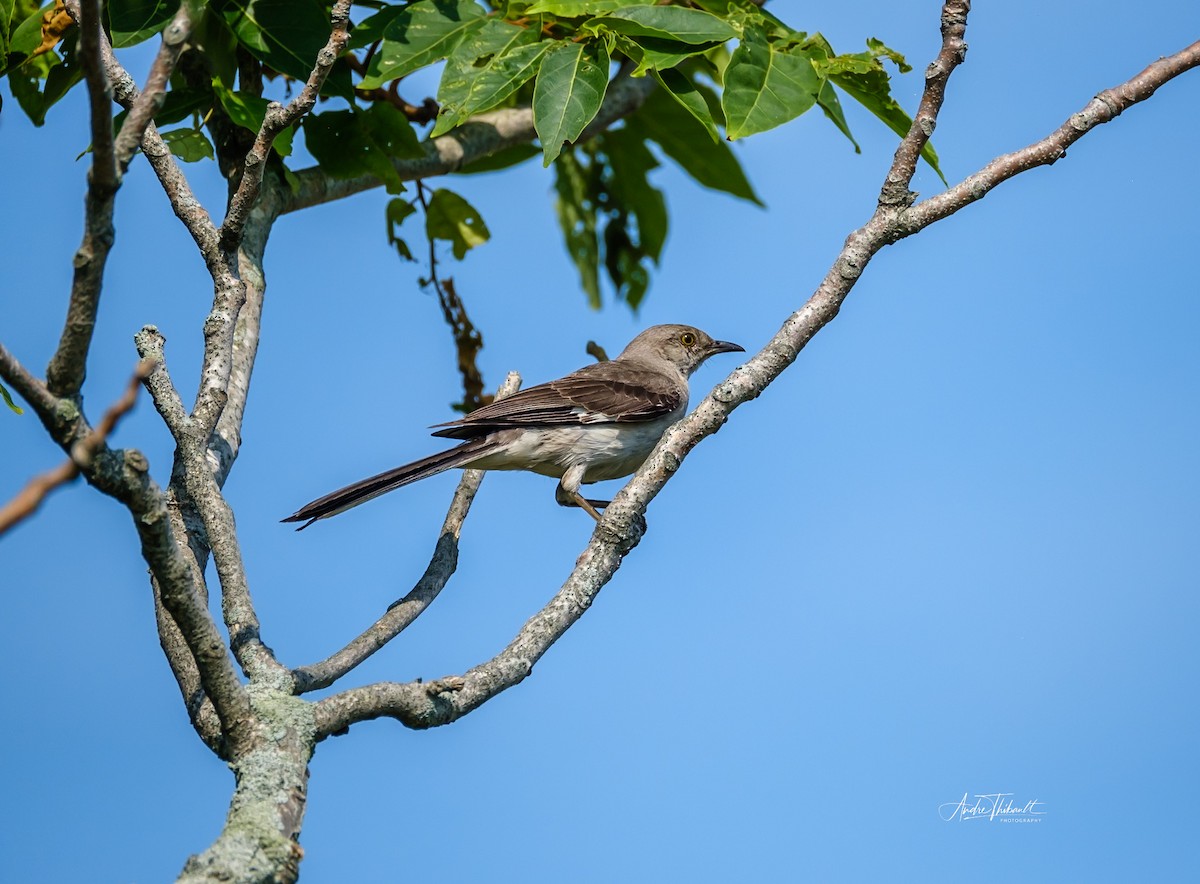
[430,361,684,440]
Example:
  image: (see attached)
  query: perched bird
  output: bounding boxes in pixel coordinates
[283,324,743,529]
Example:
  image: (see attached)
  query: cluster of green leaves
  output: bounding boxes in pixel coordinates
[1,0,937,315]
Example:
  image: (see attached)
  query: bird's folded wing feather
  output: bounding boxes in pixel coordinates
[430,361,684,439]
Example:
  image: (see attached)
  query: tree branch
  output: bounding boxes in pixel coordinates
[111,7,191,172]
[219,0,353,251]
[902,38,1200,230]
[311,4,1200,740]
[44,0,117,398]
[134,325,189,439]
[83,6,221,270]
[292,372,522,694]
[282,72,656,214]
[879,0,968,206]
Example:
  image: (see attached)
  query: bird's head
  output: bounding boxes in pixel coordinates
[620,324,745,376]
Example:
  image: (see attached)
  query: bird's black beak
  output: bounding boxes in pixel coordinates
[709,340,745,355]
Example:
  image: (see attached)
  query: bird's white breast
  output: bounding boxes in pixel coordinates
[465,411,683,483]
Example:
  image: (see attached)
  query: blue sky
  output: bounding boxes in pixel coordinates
[3,1,1199,881]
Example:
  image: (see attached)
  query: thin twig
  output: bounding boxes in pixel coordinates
[416,181,491,413]
[0,358,150,536]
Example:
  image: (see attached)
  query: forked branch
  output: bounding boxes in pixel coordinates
[311,2,1200,740]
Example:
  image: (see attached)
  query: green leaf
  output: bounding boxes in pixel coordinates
[723,24,820,140]
[453,143,541,174]
[386,197,417,261]
[424,188,490,260]
[190,5,239,86]
[553,152,600,307]
[347,3,405,51]
[8,24,82,125]
[358,0,487,89]
[303,106,420,194]
[603,128,666,262]
[866,37,911,73]
[587,6,737,45]
[218,0,331,82]
[650,67,717,142]
[108,0,181,48]
[525,0,638,15]
[611,33,717,77]
[430,19,545,137]
[0,0,17,60]
[815,77,859,152]
[160,127,216,162]
[360,101,424,158]
[628,87,761,206]
[533,39,610,167]
[602,217,647,309]
[7,50,54,124]
[1,381,24,414]
[212,77,294,155]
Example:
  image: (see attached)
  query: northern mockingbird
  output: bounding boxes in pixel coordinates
[283,324,743,529]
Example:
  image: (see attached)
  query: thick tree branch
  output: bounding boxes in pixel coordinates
[209,200,280,485]
[177,694,315,884]
[312,5,1200,740]
[282,73,656,214]
[220,0,352,251]
[292,372,521,694]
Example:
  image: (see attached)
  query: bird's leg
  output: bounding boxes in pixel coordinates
[556,471,608,522]
[556,483,604,521]
[572,493,605,522]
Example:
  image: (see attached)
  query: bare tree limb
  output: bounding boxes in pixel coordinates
[134,325,189,440]
[44,0,117,398]
[152,569,227,756]
[282,72,657,215]
[311,3,1200,741]
[878,0,968,207]
[292,372,522,694]
[219,0,353,251]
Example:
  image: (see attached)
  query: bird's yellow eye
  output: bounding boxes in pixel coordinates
[680,332,697,347]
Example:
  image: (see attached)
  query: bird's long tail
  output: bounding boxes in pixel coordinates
[282,437,500,530]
